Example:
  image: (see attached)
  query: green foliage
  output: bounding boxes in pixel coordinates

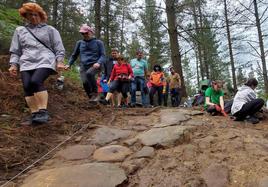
[140,0,168,70]
[236,67,247,87]
[62,65,81,83]
[0,5,22,54]
[182,57,196,96]
[126,33,142,60]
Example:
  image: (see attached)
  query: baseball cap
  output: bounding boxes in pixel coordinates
[79,24,94,34]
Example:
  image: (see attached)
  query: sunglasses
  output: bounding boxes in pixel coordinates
[81,32,89,35]
[27,13,39,17]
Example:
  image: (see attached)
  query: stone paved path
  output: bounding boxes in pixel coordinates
[19,108,268,187]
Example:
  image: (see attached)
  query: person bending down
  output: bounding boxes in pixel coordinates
[204,80,227,117]
[100,57,133,107]
[231,78,264,124]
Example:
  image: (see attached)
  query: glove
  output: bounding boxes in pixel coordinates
[214,105,221,112]
[221,110,228,117]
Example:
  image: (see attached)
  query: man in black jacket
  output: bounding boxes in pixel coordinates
[102,48,120,106]
[103,48,119,82]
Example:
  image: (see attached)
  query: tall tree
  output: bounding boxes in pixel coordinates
[103,0,111,54]
[94,0,101,38]
[140,0,167,70]
[165,0,186,96]
[52,0,59,27]
[253,0,268,94]
[224,0,237,91]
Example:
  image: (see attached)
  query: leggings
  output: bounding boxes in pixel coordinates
[21,68,53,96]
[233,98,264,119]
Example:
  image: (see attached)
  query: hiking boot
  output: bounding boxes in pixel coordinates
[89,93,100,104]
[129,103,136,108]
[245,116,259,124]
[33,109,49,124]
[99,99,109,105]
[20,112,39,126]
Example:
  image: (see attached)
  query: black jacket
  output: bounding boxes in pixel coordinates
[103,57,117,81]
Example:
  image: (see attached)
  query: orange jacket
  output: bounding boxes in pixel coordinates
[149,71,166,87]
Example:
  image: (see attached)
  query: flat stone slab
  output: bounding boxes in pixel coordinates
[93,145,132,162]
[92,127,132,146]
[55,145,95,160]
[137,126,195,147]
[153,109,190,128]
[133,146,155,158]
[179,109,204,116]
[259,177,268,187]
[184,119,205,126]
[21,163,127,187]
[201,164,229,187]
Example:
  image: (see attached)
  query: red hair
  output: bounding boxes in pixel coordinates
[19,3,47,22]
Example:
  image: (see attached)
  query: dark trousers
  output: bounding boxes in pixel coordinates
[149,85,163,106]
[109,80,130,98]
[21,68,53,96]
[233,98,264,119]
[170,88,181,107]
[80,65,99,98]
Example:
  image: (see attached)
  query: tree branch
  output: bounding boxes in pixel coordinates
[247,42,261,57]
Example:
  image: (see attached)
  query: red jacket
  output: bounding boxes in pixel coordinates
[110,62,133,81]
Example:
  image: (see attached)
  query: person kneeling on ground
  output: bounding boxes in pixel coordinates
[100,56,133,107]
[204,80,227,117]
[231,78,264,124]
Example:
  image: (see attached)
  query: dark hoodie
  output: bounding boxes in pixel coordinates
[68,38,106,67]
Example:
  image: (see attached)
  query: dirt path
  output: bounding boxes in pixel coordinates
[5,107,268,187]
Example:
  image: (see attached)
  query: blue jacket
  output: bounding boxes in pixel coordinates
[68,38,106,67]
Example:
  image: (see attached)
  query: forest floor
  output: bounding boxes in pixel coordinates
[1,56,268,187]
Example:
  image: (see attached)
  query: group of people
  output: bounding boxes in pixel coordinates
[204,79,265,124]
[8,3,265,125]
[8,2,182,125]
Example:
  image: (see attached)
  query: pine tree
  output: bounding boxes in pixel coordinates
[140,0,167,70]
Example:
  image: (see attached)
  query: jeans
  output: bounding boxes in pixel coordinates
[131,76,147,105]
[80,65,99,98]
[170,88,181,107]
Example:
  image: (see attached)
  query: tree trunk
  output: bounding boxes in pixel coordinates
[224,0,237,91]
[165,0,186,96]
[120,7,125,54]
[192,0,204,80]
[253,0,268,94]
[104,0,111,54]
[197,1,207,79]
[94,0,101,39]
[61,0,67,34]
[52,0,58,28]
[195,49,200,87]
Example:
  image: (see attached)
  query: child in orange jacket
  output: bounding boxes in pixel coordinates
[149,64,166,106]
